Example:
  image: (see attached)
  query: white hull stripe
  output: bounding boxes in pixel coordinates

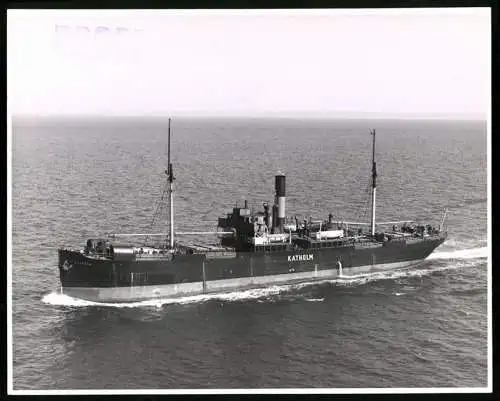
[63,259,424,303]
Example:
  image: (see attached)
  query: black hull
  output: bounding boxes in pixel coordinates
[58,236,445,301]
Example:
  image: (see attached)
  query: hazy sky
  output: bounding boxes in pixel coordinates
[7,9,490,118]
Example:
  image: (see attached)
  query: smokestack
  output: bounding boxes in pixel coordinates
[275,173,286,233]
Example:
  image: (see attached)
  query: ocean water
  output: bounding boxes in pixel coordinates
[10,117,488,390]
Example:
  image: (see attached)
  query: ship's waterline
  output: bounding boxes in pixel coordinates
[62,259,424,303]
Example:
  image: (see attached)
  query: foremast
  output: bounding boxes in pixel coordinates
[167,117,175,248]
[370,129,377,236]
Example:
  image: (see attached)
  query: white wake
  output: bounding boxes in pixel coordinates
[426,246,488,260]
[41,286,287,308]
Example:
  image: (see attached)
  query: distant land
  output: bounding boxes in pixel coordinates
[11,110,487,122]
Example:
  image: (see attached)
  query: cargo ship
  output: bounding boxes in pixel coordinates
[58,119,448,302]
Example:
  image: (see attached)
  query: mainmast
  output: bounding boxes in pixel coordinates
[167,118,175,248]
[370,129,377,236]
